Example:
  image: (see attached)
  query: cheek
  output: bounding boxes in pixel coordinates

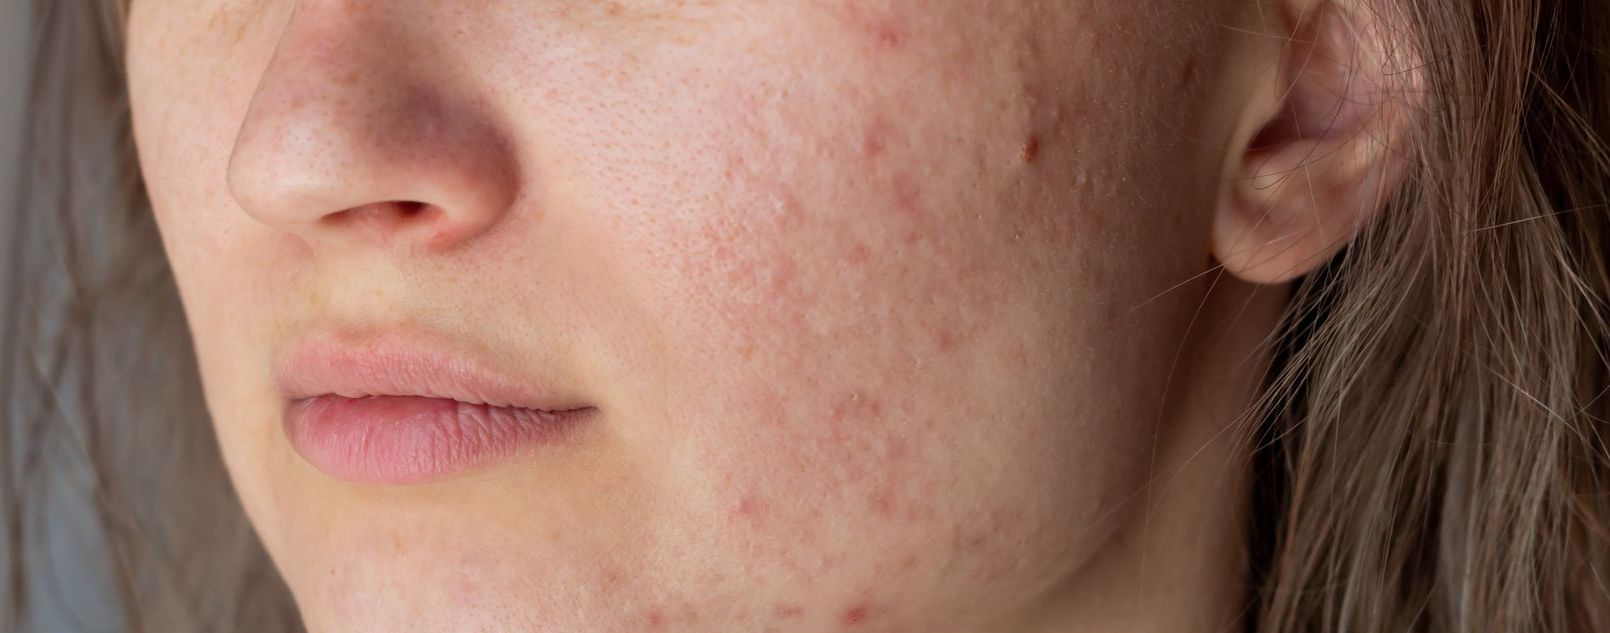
[564,13,1160,621]
[129,5,313,509]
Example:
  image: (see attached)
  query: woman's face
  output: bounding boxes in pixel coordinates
[128,1,1238,631]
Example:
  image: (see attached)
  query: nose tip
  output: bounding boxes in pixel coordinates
[225,6,519,253]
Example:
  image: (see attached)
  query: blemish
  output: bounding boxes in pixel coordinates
[1179,56,1199,84]
[729,493,765,525]
[869,487,895,517]
[646,609,667,629]
[1019,135,1041,164]
[774,604,805,619]
[841,603,873,627]
[837,2,914,49]
[860,118,892,159]
[889,173,925,220]
[868,18,906,48]
[601,567,626,591]
[845,242,872,265]
[840,3,908,49]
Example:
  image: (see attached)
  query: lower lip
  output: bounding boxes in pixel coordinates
[283,395,592,485]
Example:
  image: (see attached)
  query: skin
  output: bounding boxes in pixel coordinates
[125,0,1393,631]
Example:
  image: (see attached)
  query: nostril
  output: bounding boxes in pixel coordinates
[395,201,429,217]
[319,201,442,243]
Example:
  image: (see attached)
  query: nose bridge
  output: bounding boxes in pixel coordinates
[226,2,519,253]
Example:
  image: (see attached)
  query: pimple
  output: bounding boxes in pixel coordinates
[1019,134,1041,165]
[838,2,908,50]
[600,567,626,592]
[827,391,882,423]
[867,18,905,48]
[868,486,895,517]
[860,117,892,159]
[841,603,873,627]
[1179,56,1200,84]
[728,492,766,526]
[888,172,926,220]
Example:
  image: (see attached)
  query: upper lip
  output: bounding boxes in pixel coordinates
[273,327,590,412]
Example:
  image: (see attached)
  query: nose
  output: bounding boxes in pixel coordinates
[226,3,519,253]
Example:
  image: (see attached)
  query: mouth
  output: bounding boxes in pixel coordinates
[274,329,595,485]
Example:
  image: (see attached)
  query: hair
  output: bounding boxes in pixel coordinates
[2,0,1605,631]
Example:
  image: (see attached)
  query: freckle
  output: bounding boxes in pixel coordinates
[841,603,873,627]
[1019,135,1041,164]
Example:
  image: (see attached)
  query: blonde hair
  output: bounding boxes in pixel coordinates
[3,1,1606,631]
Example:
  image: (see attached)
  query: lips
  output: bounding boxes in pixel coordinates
[274,330,594,485]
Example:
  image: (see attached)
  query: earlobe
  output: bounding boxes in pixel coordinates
[1213,0,1418,285]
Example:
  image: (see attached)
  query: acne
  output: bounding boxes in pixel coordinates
[836,2,910,50]
[859,116,894,159]
[841,602,874,627]
[1019,134,1041,165]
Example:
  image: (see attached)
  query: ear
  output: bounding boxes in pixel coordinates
[1213,0,1419,284]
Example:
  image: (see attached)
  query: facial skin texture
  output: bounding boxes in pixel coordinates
[127,1,1293,631]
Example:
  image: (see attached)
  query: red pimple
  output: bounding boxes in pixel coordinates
[861,118,891,159]
[869,19,905,48]
[841,603,872,627]
[730,493,765,526]
[889,172,925,220]
[869,488,895,517]
[1019,135,1041,164]
[841,3,907,49]
[1180,56,1199,83]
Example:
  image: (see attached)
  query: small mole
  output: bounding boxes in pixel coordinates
[1019,135,1041,164]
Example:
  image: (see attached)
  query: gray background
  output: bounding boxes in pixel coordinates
[2,1,23,188]
[3,3,121,631]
